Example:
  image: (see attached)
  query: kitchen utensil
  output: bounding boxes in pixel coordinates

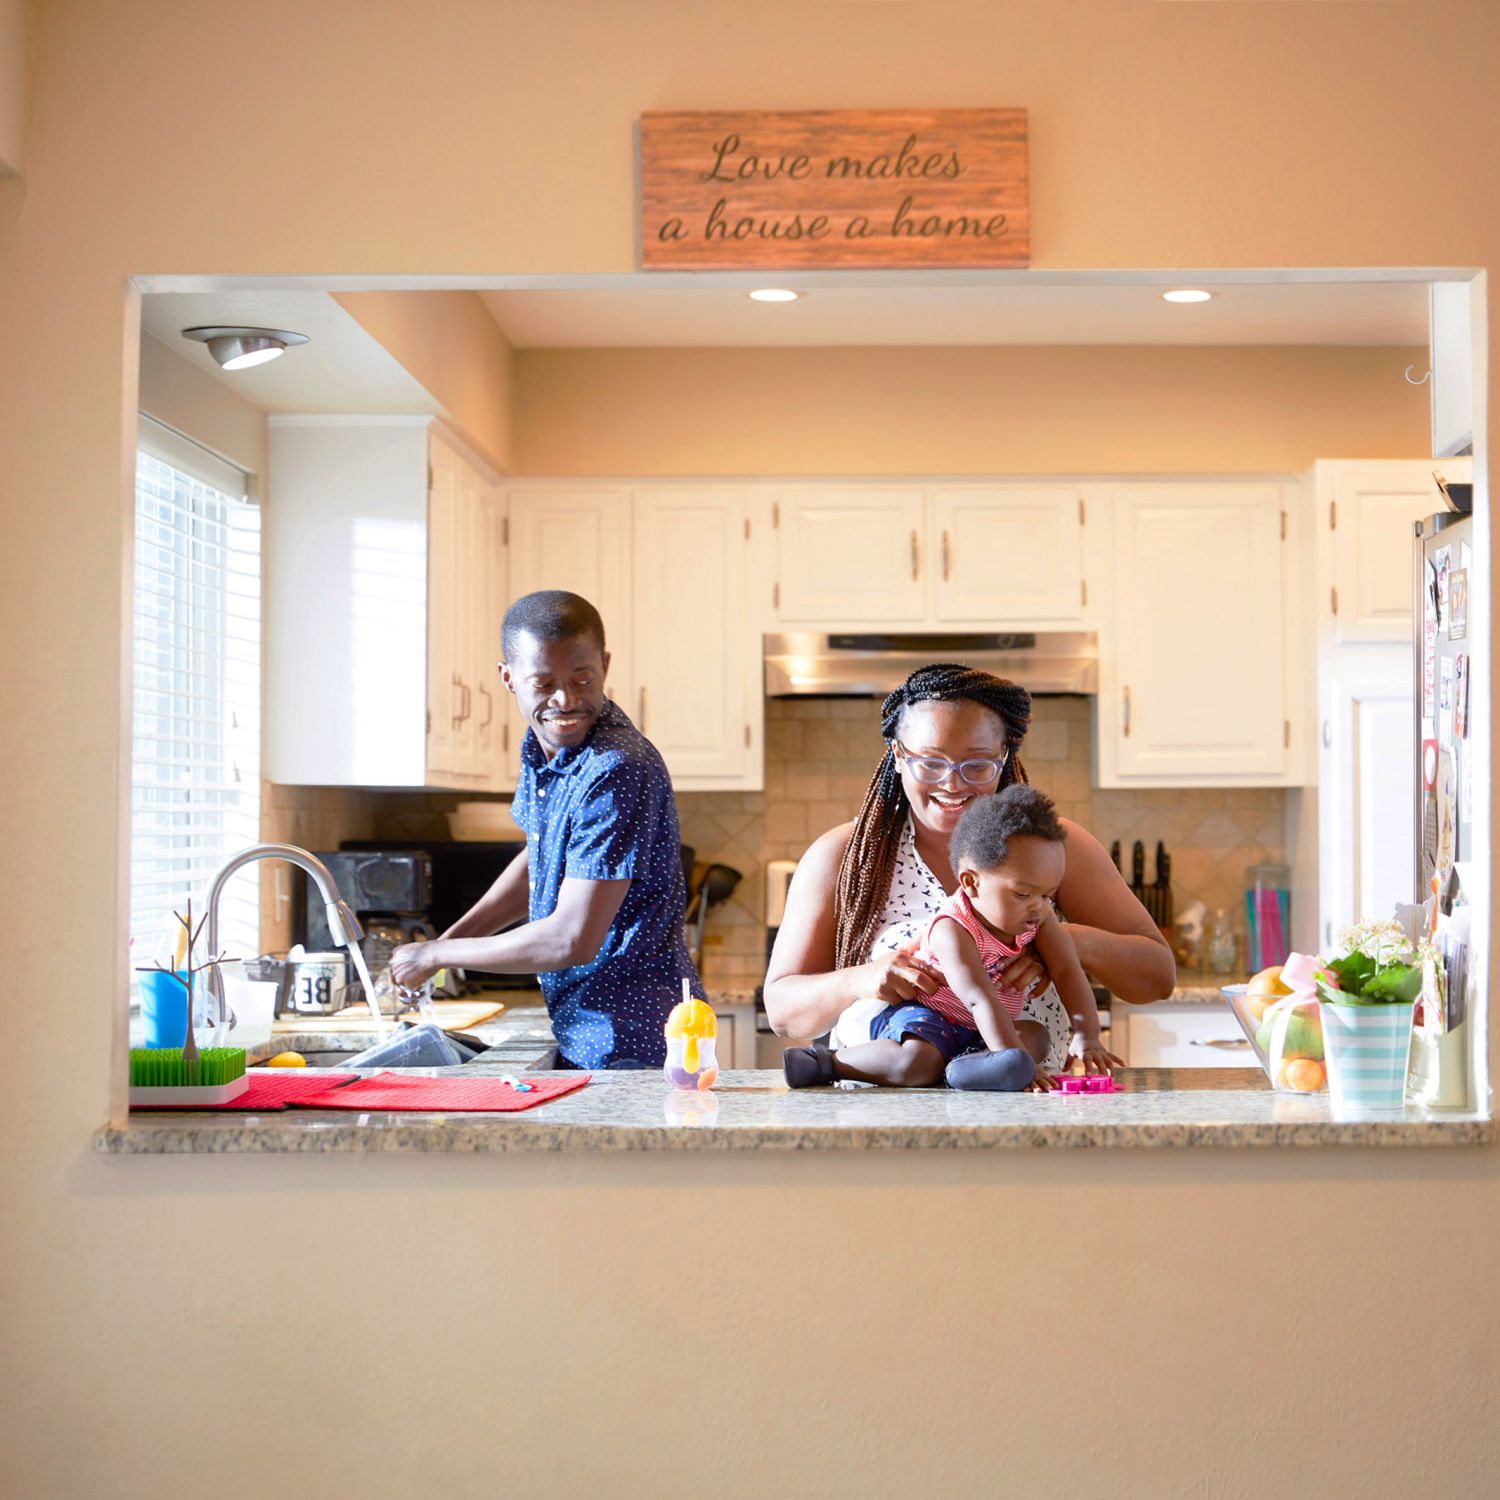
[128,1046,248,1107]
[338,1022,470,1070]
[292,1071,590,1112]
[664,979,719,1090]
[139,969,192,1049]
[688,862,743,969]
[222,965,278,1049]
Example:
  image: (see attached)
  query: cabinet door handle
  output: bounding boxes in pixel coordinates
[1123,686,1132,738]
[1190,1038,1252,1051]
[1322,720,1332,748]
[452,673,466,725]
[479,684,494,729]
[638,685,647,732]
[910,529,919,582]
[942,529,950,582]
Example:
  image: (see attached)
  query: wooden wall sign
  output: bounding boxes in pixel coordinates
[640,108,1028,270]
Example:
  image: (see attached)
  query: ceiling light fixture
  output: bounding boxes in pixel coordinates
[748,289,799,303]
[181,325,311,370]
[1161,289,1213,304]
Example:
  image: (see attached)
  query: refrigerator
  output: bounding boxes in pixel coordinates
[1414,508,1474,908]
[1410,506,1474,1108]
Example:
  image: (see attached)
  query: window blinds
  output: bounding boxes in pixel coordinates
[130,426,261,981]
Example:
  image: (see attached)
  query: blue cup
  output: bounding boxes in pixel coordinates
[140,970,193,1049]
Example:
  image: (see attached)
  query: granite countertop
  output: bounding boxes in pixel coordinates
[95,1065,1492,1155]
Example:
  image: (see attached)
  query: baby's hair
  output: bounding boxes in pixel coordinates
[950,784,1064,872]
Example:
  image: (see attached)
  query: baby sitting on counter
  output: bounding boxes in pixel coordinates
[782,786,1120,1091]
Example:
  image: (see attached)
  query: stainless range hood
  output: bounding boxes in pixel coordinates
[765,631,1098,698]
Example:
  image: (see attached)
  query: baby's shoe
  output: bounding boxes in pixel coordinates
[782,1043,835,1088]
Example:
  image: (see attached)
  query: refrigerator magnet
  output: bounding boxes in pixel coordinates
[1449,569,1468,639]
[1422,738,1439,791]
[1423,618,1437,717]
[1439,654,1453,713]
[1455,654,1469,739]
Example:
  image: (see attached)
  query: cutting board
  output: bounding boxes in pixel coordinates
[272,999,506,1034]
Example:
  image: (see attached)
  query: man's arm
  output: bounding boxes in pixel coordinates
[390,875,629,985]
[926,920,1023,1054]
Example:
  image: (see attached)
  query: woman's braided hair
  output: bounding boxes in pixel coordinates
[832,663,1033,970]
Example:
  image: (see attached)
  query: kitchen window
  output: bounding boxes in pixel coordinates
[129,418,261,988]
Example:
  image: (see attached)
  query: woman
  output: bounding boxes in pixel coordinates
[762,664,1176,1067]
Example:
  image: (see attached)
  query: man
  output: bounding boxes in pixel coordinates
[389,590,703,1068]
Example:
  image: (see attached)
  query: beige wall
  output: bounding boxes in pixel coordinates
[2,3,1497,1497]
[334,291,515,472]
[137,332,268,482]
[517,343,1430,475]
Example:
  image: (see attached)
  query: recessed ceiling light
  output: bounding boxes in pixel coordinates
[181,325,311,370]
[1161,289,1213,304]
[748,289,799,303]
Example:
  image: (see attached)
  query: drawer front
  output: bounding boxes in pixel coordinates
[1124,1008,1256,1068]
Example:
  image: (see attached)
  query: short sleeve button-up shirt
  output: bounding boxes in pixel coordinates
[510,699,702,1067]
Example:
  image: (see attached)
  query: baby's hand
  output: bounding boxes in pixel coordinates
[1070,1033,1124,1075]
[1025,1064,1057,1093]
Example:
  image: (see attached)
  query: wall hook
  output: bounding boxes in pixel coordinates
[1404,364,1432,386]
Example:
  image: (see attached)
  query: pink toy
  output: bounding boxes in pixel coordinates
[1052,1074,1118,1094]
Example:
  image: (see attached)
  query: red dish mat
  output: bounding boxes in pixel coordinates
[143,1071,360,1111]
[292,1071,591,1112]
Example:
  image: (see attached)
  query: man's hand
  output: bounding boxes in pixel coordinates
[389,941,442,991]
[861,938,944,1005]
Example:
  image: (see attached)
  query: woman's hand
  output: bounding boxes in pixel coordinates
[389,941,441,991]
[860,939,944,1006]
[1070,1033,1124,1075]
[998,945,1052,1001]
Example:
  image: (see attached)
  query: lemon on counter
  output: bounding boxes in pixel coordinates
[265,1051,307,1068]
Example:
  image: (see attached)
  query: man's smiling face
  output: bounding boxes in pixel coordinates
[500,630,611,759]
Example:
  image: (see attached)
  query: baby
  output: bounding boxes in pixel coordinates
[783,785,1115,1091]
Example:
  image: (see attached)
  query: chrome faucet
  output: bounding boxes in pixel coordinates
[200,843,364,1034]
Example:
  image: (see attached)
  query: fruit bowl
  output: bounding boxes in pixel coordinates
[1221,983,1327,1094]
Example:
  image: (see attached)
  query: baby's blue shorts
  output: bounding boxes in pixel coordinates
[870,1003,982,1064]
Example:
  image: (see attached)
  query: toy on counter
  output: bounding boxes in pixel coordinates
[664,979,719,1091]
[1050,1074,1119,1094]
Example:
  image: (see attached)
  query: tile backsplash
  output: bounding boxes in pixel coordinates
[263,696,1286,989]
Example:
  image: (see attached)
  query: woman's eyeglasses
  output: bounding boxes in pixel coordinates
[893,740,1008,786]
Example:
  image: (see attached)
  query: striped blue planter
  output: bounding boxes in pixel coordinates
[1318,1000,1415,1114]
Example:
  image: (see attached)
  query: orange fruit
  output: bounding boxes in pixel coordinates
[1283,1058,1325,1093]
[265,1051,307,1068]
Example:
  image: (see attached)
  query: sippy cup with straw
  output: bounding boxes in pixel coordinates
[663,978,719,1090]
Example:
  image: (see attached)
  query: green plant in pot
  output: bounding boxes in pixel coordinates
[1316,920,1434,1112]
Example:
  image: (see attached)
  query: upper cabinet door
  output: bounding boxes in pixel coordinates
[931,487,1085,623]
[1111,485,1287,780]
[506,488,632,776]
[1327,460,1470,644]
[632,488,753,785]
[471,480,510,788]
[775,488,926,623]
[425,437,463,778]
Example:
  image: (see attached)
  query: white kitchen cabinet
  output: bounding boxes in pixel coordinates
[1429,280,1475,460]
[631,488,761,789]
[774,487,926,623]
[1110,1001,1257,1068]
[504,487,632,782]
[1317,460,1470,644]
[1098,483,1290,784]
[265,417,509,791]
[930,486,1086,623]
